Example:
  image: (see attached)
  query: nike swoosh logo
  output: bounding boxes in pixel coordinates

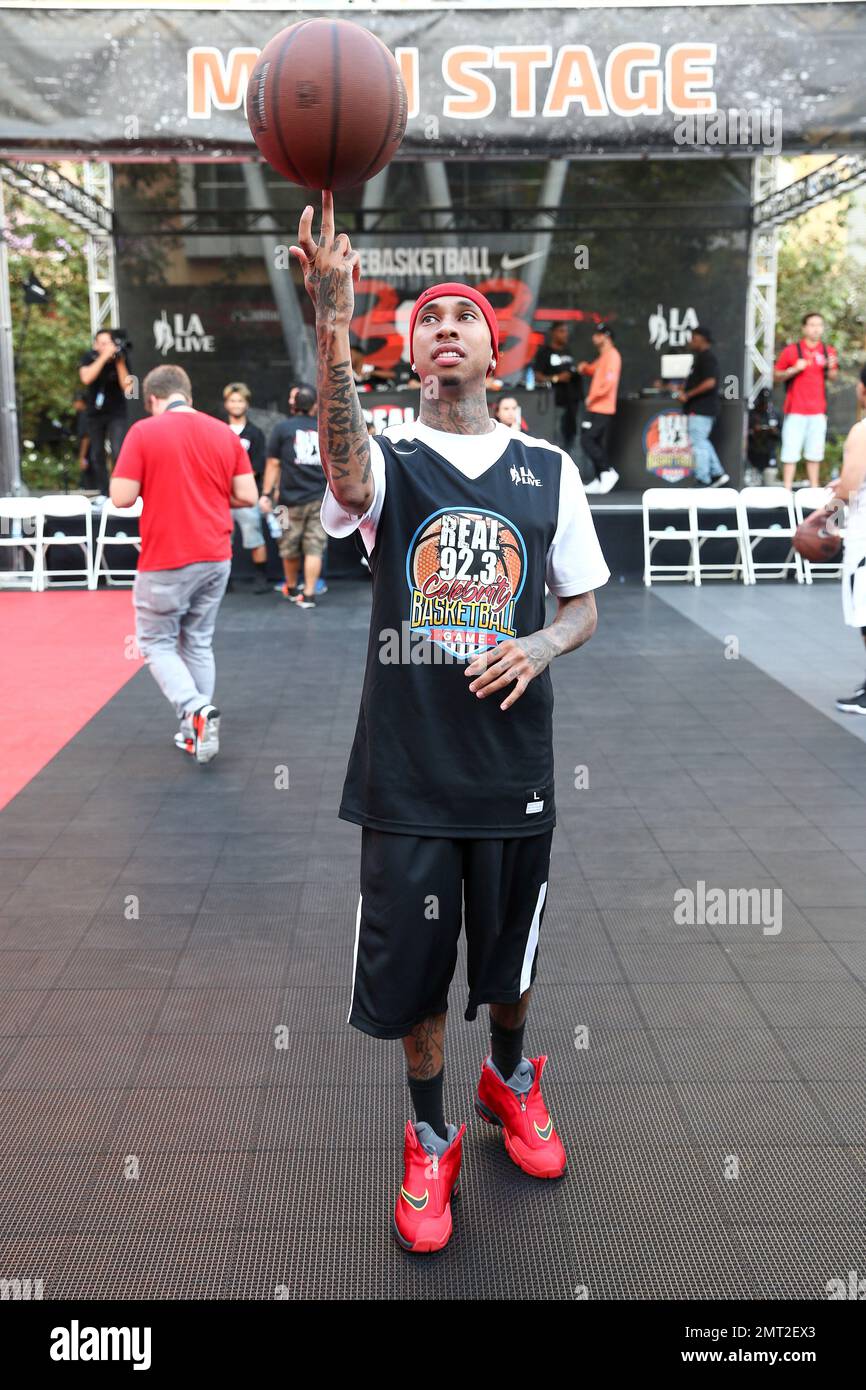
[401,1186,429,1210]
[500,250,546,272]
[534,1116,553,1141]
[391,445,417,455]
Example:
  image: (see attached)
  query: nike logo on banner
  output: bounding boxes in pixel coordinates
[500,250,546,272]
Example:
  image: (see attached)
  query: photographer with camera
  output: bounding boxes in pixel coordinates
[78,328,132,493]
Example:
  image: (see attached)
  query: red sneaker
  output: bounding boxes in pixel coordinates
[392,1120,466,1253]
[475,1054,566,1179]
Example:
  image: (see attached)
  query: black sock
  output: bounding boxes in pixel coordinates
[254,560,267,577]
[490,1016,525,1080]
[408,1068,447,1142]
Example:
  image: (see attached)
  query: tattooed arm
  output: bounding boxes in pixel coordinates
[290,191,373,515]
[465,591,598,711]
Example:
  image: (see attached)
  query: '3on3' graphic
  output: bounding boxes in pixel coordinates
[406,507,527,661]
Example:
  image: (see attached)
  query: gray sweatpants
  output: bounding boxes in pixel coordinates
[133,560,231,719]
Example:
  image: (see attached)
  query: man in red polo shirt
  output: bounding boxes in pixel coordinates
[774,311,838,489]
[110,364,258,763]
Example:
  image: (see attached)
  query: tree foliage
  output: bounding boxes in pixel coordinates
[774,176,866,362]
[4,182,90,488]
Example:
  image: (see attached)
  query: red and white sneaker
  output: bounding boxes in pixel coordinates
[189,703,220,764]
[392,1120,466,1253]
[173,720,194,756]
[475,1054,566,1179]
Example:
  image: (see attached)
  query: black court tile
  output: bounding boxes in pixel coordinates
[50,1229,242,1300]
[0,1152,97,1238]
[153,987,285,1035]
[699,1146,866,1225]
[736,1226,866,1301]
[111,1085,264,1153]
[0,1088,121,1156]
[80,914,195,950]
[97,882,207,916]
[77,1149,254,1235]
[53,949,180,991]
[671,1082,842,1146]
[24,988,165,1037]
[2,884,107,916]
[650,1028,799,1084]
[4,583,866,1299]
[0,1033,145,1090]
[629,982,770,1031]
[722,941,852,983]
[171,945,292,989]
[614,943,738,984]
[747,980,866,1029]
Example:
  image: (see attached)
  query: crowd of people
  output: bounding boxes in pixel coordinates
[73,306,845,595]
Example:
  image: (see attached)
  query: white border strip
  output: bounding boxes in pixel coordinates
[0,1,860,10]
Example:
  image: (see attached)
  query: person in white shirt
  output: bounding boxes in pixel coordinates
[832,364,866,713]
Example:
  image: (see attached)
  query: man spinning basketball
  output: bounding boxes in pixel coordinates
[291,193,609,1253]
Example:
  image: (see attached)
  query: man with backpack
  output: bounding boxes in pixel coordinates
[774,312,839,489]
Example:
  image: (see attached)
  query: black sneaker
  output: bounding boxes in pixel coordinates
[293,593,316,610]
[835,686,866,714]
[252,574,271,594]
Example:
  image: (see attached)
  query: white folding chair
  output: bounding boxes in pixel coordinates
[642,489,698,586]
[689,488,749,585]
[0,497,44,591]
[793,486,845,584]
[39,493,95,589]
[94,497,143,586]
[738,485,804,584]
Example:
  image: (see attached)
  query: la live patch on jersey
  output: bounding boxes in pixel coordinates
[321,419,610,839]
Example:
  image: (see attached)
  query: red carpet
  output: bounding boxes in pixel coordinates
[0,591,144,810]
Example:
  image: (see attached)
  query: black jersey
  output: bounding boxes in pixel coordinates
[339,430,565,838]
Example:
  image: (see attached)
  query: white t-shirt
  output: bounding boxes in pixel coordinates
[320,419,610,597]
[844,420,866,547]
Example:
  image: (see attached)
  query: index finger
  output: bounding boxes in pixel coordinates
[320,189,335,242]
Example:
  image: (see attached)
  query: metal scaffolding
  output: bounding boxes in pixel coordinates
[744,156,779,407]
[0,174,20,493]
[753,153,866,228]
[82,163,119,336]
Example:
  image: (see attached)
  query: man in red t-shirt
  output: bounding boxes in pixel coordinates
[773,311,838,489]
[110,364,257,763]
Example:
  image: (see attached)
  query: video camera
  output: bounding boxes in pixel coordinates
[111,329,133,357]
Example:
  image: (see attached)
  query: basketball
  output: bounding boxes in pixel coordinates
[793,504,843,564]
[245,19,408,190]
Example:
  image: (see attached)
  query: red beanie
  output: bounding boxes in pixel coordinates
[409,282,499,376]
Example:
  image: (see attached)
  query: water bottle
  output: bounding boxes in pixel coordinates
[524,365,535,391]
[266,510,282,541]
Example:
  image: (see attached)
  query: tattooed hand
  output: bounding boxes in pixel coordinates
[464,592,597,710]
[289,190,360,326]
[464,635,555,711]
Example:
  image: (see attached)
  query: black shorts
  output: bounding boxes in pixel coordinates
[347,827,553,1040]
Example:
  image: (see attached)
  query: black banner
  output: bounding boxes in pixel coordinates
[0,4,863,158]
